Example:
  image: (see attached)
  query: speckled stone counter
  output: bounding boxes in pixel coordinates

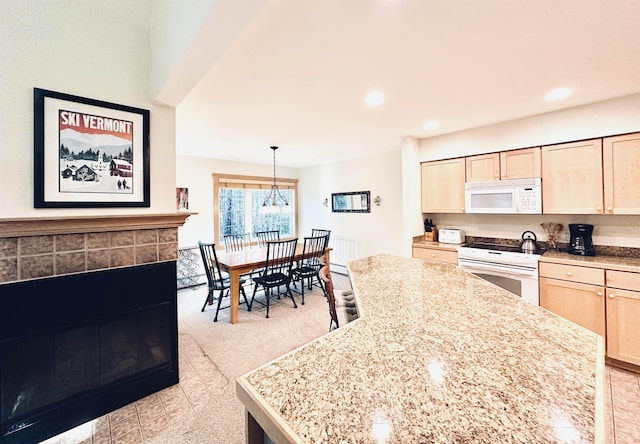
[236,254,605,443]
[541,249,640,272]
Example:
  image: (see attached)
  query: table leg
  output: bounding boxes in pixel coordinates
[323,248,331,273]
[229,269,240,324]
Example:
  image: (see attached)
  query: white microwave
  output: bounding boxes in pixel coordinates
[465,178,542,214]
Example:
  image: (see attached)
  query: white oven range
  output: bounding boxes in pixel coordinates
[457,243,541,305]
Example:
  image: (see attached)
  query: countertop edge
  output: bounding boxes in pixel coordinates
[412,240,464,251]
[236,377,303,443]
[540,252,640,272]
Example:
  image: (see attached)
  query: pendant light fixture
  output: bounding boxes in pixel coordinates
[260,146,292,214]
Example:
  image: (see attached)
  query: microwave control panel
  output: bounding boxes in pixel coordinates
[517,186,542,213]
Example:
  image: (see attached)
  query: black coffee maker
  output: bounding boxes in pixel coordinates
[568,224,595,256]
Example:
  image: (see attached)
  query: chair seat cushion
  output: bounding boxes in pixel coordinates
[211,276,246,291]
[292,266,318,276]
[253,273,289,287]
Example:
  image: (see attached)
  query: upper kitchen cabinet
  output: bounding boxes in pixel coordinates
[603,132,640,214]
[466,153,499,181]
[542,139,603,214]
[421,158,465,213]
[466,147,541,182]
[500,147,541,179]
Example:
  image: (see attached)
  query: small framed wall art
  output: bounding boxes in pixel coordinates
[33,88,150,208]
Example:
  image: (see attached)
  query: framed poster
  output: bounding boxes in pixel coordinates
[34,88,150,208]
[176,187,189,210]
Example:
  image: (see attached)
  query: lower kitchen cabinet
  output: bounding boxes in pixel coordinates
[412,246,458,264]
[605,270,640,366]
[539,277,605,336]
[540,259,640,368]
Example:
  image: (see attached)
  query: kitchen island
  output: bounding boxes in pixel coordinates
[236,254,604,443]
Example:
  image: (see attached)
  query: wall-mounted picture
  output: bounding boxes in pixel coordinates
[176,187,189,210]
[33,88,150,208]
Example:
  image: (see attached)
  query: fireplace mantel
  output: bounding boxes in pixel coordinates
[0,212,195,238]
[0,212,195,284]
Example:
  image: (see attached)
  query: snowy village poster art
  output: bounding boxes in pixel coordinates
[34,88,150,208]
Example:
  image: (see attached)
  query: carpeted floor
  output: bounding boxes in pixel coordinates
[143,272,353,444]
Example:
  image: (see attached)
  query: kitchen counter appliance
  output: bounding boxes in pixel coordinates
[458,242,541,305]
[568,223,596,256]
[438,229,466,244]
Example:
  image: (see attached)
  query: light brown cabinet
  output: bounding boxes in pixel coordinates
[605,270,640,366]
[421,158,465,213]
[412,246,458,264]
[603,132,640,214]
[541,139,604,214]
[466,147,541,182]
[540,260,640,367]
[466,153,500,181]
[539,262,605,336]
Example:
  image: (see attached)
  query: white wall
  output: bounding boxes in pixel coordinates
[298,149,405,260]
[405,93,640,248]
[418,93,640,161]
[175,155,298,247]
[0,1,176,217]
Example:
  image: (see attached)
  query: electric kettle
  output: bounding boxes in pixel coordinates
[520,231,540,254]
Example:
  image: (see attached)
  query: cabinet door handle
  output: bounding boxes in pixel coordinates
[596,291,603,296]
[431,254,436,258]
[608,293,615,299]
[566,272,573,276]
[596,206,602,212]
[607,206,613,212]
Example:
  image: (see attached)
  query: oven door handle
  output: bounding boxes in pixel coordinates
[458,259,537,277]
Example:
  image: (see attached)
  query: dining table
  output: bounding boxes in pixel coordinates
[216,242,331,324]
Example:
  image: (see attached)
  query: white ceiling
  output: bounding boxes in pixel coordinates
[175,0,640,168]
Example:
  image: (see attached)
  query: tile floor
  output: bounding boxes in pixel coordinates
[606,365,640,443]
[42,347,640,443]
[40,334,227,444]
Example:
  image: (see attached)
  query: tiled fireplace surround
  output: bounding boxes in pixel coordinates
[0,213,191,444]
[0,213,191,284]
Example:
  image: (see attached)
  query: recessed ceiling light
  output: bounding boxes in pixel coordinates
[364,90,385,107]
[545,87,573,101]
[423,120,439,131]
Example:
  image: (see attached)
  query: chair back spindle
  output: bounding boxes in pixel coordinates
[224,233,250,252]
[256,230,280,247]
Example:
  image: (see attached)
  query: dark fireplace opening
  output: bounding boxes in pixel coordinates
[0,262,178,444]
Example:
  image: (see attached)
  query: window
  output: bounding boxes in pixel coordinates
[213,174,297,245]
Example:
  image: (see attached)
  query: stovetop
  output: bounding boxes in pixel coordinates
[464,242,523,253]
[457,242,542,267]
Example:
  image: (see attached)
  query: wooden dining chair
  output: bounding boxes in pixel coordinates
[291,235,327,304]
[249,238,298,318]
[198,241,250,322]
[311,228,331,249]
[318,265,358,331]
[223,233,250,252]
[255,230,280,247]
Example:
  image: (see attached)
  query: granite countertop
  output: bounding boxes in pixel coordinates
[541,249,640,272]
[236,254,604,443]
[411,239,464,251]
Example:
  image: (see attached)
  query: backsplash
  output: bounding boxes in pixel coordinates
[422,213,640,250]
